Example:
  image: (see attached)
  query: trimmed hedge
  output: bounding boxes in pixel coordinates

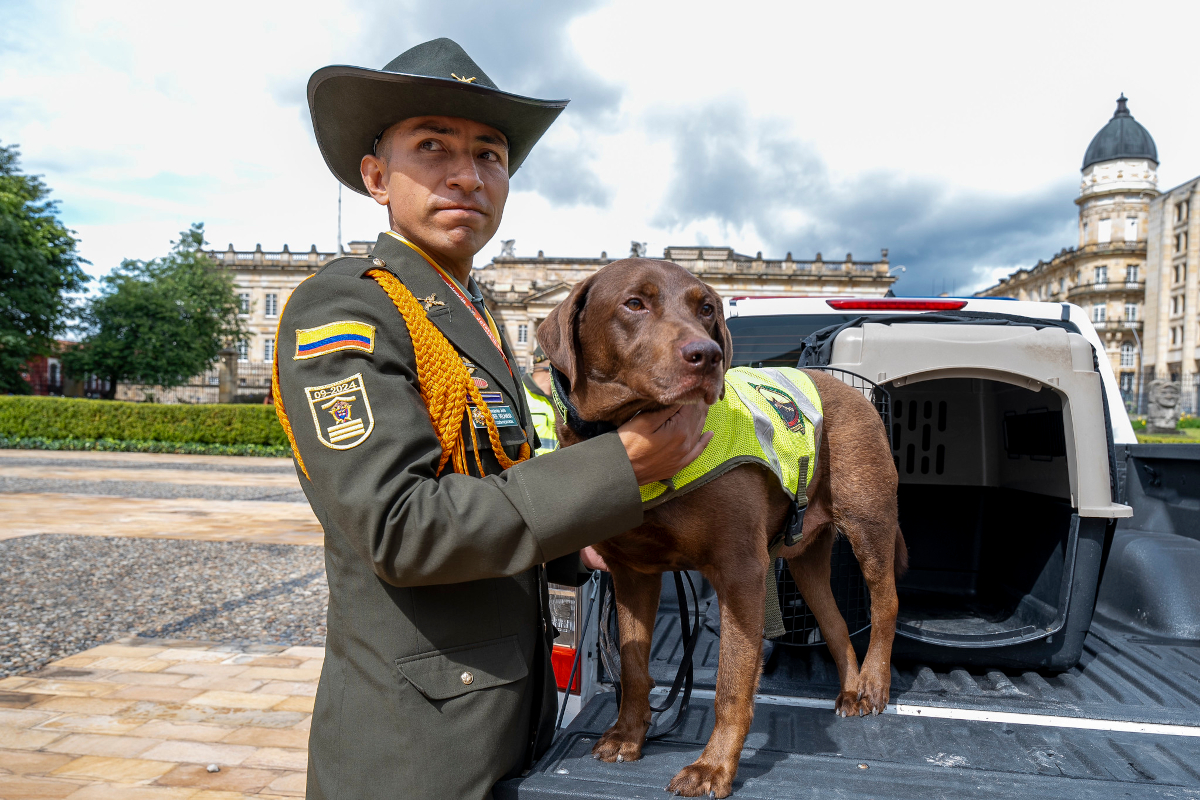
[1180,415,1200,429]
[0,435,289,457]
[0,396,287,446]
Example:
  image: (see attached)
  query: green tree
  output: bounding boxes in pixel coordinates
[0,142,89,393]
[64,224,246,399]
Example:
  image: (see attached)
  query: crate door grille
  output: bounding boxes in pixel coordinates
[773,535,871,645]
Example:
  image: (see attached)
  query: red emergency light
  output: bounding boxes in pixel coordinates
[826,298,968,311]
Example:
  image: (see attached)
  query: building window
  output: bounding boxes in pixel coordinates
[1125,217,1138,241]
[1125,303,1137,321]
[1126,264,1139,283]
[1092,304,1106,323]
[1058,278,1065,294]
[1119,372,1134,393]
[263,337,275,362]
[1177,233,1188,253]
[1171,327,1180,346]
[1120,341,1136,367]
[1094,265,1108,284]
[1178,201,1190,223]
[238,293,250,314]
[1098,218,1112,244]
[264,293,279,317]
[517,324,528,344]
[236,340,249,362]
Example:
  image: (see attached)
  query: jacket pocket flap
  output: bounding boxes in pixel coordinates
[395,635,528,701]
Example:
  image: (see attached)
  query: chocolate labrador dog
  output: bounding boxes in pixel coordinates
[538,258,907,798]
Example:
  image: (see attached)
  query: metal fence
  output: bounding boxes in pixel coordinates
[114,361,274,405]
[1121,374,1200,417]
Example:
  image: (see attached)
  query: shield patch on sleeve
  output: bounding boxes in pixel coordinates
[305,373,375,449]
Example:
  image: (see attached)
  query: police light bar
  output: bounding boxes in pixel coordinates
[825,299,968,311]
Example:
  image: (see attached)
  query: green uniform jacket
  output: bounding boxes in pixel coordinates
[275,232,643,800]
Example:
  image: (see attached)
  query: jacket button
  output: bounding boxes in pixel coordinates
[372,257,385,267]
[460,671,474,685]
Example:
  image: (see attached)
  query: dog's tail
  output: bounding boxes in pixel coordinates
[893,528,910,579]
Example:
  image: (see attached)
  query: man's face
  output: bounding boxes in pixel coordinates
[360,115,509,268]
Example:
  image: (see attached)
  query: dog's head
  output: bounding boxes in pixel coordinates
[537,258,731,425]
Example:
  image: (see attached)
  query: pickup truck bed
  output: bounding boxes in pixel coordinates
[499,443,1200,799]
[503,621,1200,799]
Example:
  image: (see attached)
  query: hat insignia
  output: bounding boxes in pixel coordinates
[421,293,445,311]
[450,73,477,83]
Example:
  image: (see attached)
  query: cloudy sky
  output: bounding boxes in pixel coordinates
[3,0,1198,296]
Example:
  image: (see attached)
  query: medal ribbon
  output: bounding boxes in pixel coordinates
[386,232,511,374]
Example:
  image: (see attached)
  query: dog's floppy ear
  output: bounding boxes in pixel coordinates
[537,274,594,391]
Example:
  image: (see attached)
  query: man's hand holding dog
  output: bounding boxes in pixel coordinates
[619,403,712,486]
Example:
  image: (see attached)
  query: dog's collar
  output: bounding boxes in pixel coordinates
[549,366,619,440]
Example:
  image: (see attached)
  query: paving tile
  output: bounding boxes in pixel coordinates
[108,672,189,687]
[0,774,85,799]
[50,755,176,783]
[31,697,136,716]
[253,682,316,698]
[151,650,229,665]
[290,717,310,732]
[0,749,75,776]
[241,748,307,772]
[86,658,171,673]
[128,721,231,743]
[50,656,102,669]
[235,668,320,683]
[43,734,161,758]
[194,710,305,730]
[154,764,284,793]
[186,692,285,711]
[190,792,256,800]
[109,686,204,704]
[75,645,169,660]
[243,658,301,669]
[37,714,146,736]
[270,697,313,714]
[265,770,306,796]
[13,680,119,698]
[0,707,58,729]
[298,660,324,672]
[175,677,264,694]
[162,665,249,679]
[277,647,324,661]
[0,690,38,708]
[63,783,200,799]
[138,740,256,767]
[219,727,308,750]
[0,677,32,691]
[0,727,66,750]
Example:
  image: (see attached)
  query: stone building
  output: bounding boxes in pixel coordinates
[977,96,1159,402]
[1143,175,1200,388]
[205,241,894,381]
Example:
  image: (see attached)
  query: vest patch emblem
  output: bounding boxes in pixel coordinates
[305,373,375,449]
[750,383,805,433]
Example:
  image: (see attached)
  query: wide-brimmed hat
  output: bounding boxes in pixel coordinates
[308,38,568,195]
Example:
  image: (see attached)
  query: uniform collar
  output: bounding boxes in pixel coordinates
[366,232,520,400]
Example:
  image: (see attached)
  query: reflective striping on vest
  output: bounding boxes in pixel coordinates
[524,384,559,456]
[638,367,823,508]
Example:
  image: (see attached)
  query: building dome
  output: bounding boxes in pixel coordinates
[1082,94,1157,170]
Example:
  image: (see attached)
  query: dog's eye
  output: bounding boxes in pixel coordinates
[624,298,644,311]
[700,302,715,316]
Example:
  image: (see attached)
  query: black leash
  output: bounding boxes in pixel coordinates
[596,571,702,740]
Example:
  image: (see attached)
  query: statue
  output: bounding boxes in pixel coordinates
[499,239,516,258]
[630,241,647,258]
[1146,379,1181,434]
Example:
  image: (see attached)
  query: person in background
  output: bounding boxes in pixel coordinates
[524,347,557,455]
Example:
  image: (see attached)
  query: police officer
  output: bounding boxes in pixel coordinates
[523,348,557,455]
[275,39,710,800]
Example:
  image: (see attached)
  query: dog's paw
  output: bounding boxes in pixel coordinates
[834,689,864,717]
[591,727,645,763]
[855,674,890,716]
[666,761,734,798]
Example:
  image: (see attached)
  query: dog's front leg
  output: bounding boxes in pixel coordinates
[667,558,767,798]
[592,566,661,764]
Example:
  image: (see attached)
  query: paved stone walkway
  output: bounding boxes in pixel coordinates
[0,638,320,799]
[0,450,321,546]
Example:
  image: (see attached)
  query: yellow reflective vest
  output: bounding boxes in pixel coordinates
[523,375,559,456]
[639,367,823,509]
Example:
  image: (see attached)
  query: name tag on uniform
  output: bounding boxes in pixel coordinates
[473,404,518,428]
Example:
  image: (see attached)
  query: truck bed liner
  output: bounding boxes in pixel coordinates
[649,612,1200,728]
[500,692,1200,799]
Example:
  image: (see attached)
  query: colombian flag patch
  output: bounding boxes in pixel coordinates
[294,321,376,360]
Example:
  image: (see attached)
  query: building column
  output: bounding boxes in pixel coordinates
[1184,188,1200,383]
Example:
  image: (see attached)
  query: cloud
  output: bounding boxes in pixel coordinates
[651,102,1078,295]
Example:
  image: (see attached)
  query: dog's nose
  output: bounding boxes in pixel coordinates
[680,339,722,372]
